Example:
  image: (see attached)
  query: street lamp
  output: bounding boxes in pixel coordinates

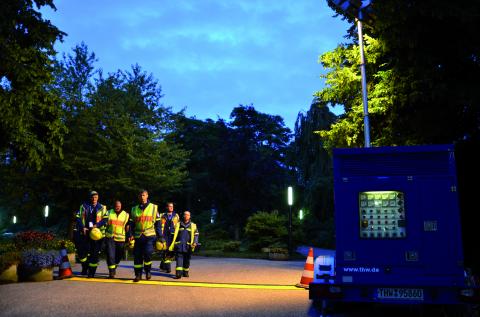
[287,186,293,254]
[299,209,304,221]
[13,216,16,224]
[44,205,49,226]
[330,0,374,148]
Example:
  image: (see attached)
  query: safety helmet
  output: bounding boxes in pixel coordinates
[89,228,102,241]
[155,240,166,251]
[128,239,135,249]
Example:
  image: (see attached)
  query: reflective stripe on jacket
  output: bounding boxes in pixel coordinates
[76,203,108,234]
[131,203,158,238]
[169,221,199,252]
[105,209,129,242]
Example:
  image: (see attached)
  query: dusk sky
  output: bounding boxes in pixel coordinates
[42,1,349,130]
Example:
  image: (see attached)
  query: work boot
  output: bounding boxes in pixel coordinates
[133,268,141,282]
[173,271,182,279]
[183,270,189,277]
[145,269,152,280]
[81,263,88,275]
[87,266,96,278]
[159,261,165,271]
[165,263,171,274]
[108,269,115,279]
[133,274,141,282]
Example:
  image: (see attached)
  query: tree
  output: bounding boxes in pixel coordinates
[170,105,292,240]
[0,0,66,169]
[291,98,336,220]
[0,44,189,230]
[321,0,480,148]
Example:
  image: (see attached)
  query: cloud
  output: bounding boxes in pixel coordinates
[42,0,349,129]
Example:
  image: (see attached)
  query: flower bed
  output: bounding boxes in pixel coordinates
[17,249,61,282]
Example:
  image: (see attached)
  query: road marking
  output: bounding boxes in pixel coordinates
[66,277,306,290]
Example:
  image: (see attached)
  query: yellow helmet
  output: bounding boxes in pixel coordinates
[128,239,135,249]
[89,228,102,241]
[155,240,166,251]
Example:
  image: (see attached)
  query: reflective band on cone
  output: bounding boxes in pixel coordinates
[58,247,73,279]
[296,247,314,289]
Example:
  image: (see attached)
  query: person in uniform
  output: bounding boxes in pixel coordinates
[169,211,199,279]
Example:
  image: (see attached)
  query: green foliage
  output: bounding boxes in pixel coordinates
[170,105,292,238]
[321,0,480,147]
[0,44,189,227]
[244,211,288,251]
[290,99,336,221]
[222,240,241,252]
[0,0,67,169]
[315,36,394,149]
[0,251,20,273]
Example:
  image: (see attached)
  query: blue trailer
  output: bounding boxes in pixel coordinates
[309,144,479,308]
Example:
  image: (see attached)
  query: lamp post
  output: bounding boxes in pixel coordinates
[330,0,374,148]
[44,205,49,226]
[288,186,293,254]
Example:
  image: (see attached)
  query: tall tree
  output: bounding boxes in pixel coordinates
[320,0,480,148]
[171,105,292,239]
[0,44,189,229]
[0,0,66,169]
[291,98,336,220]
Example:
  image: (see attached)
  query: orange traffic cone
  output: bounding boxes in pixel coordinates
[296,247,314,288]
[58,245,73,279]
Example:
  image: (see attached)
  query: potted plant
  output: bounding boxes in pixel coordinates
[0,251,20,283]
[17,249,61,282]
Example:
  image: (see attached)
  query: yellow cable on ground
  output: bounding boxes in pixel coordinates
[66,277,306,291]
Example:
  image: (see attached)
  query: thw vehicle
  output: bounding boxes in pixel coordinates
[309,143,480,310]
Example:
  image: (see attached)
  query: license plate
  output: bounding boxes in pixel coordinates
[377,288,424,300]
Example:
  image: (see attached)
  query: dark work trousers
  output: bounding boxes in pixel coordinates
[175,251,192,272]
[76,234,89,272]
[87,238,102,273]
[133,235,155,276]
[106,238,125,270]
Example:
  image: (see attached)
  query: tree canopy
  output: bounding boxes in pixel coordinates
[0,0,66,169]
[320,0,480,148]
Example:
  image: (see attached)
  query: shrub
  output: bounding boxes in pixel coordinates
[0,242,16,255]
[0,251,20,272]
[245,211,288,251]
[223,241,241,252]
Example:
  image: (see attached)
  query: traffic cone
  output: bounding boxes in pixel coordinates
[58,245,73,279]
[296,247,314,289]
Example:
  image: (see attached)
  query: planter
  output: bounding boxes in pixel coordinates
[68,253,76,264]
[0,264,18,283]
[268,252,289,261]
[17,265,54,282]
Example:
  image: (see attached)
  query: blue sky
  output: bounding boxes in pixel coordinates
[42,0,349,130]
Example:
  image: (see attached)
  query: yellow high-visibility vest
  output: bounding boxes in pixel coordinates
[131,203,158,238]
[105,210,129,242]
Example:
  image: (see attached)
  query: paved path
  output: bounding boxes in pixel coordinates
[0,257,314,317]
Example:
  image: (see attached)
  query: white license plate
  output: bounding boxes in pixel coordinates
[377,288,424,300]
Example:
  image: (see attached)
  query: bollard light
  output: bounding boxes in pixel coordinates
[287,186,293,255]
[288,187,293,206]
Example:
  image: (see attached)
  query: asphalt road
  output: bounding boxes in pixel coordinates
[0,256,475,317]
[0,256,314,317]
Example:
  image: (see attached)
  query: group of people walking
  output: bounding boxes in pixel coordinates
[73,189,199,282]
